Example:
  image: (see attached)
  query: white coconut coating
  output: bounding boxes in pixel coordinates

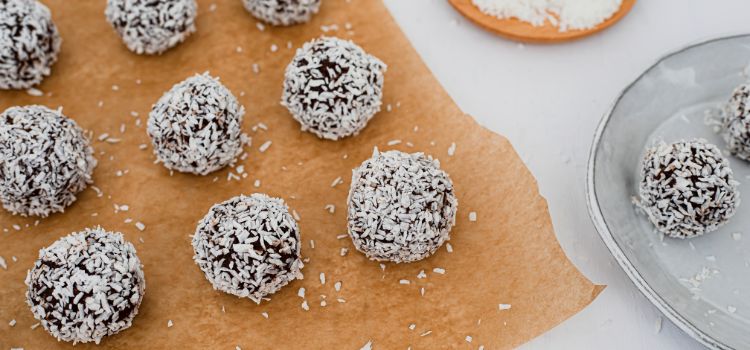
[0,0,61,89]
[722,83,750,160]
[241,0,321,26]
[192,194,303,303]
[147,73,245,175]
[636,139,740,239]
[25,227,146,344]
[0,105,97,217]
[347,148,458,263]
[282,36,387,141]
[105,0,197,55]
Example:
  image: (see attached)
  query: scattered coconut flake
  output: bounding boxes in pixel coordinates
[465,335,472,343]
[340,247,349,256]
[301,300,310,311]
[254,179,261,188]
[261,312,269,319]
[499,304,512,310]
[448,142,456,156]
[446,243,453,253]
[298,287,305,298]
[399,279,410,285]
[360,340,373,350]
[408,323,416,330]
[324,204,335,214]
[420,330,432,337]
[432,267,446,274]
[0,256,6,270]
[320,272,326,285]
[26,88,43,96]
[167,320,174,328]
[334,281,342,292]
[9,319,16,327]
[292,209,301,221]
[331,176,343,187]
[336,234,348,240]
[417,270,426,279]
[469,212,477,222]
[258,140,272,153]
[135,222,146,231]
[387,139,401,146]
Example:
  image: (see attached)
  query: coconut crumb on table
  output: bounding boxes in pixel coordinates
[9,319,16,327]
[469,212,477,222]
[298,287,305,298]
[0,256,7,270]
[135,222,146,231]
[498,303,512,310]
[360,340,373,350]
[301,300,310,311]
[167,320,173,328]
[432,267,446,274]
[334,281,342,292]
[340,247,348,256]
[399,279,410,285]
[319,272,326,285]
[324,204,335,214]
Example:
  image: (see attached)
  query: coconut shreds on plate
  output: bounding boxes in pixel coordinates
[105,0,197,55]
[25,227,146,344]
[281,36,387,140]
[635,139,739,239]
[472,0,623,32]
[0,0,61,89]
[347,148,458,263]
[192,194,303,303]
[0,105,97,217]
[147,72,245,175]
[242,0,321,26]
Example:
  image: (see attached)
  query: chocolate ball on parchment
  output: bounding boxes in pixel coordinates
[0,0,61,89]
[192,193,304,303]
[147,72,245,175]
[347,148,458,263]
[25,227,146,344]
[282,36,387,141]
[242,0,321,26]
[0,105,96,217]
[105,0,197,55]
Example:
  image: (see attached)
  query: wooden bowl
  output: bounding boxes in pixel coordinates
[447,0,636,44]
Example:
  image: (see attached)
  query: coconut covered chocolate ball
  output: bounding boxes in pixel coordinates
[192,194,303,303]
[637,139,740,239]
[348,149,458,263]
[0,105,96,217]
[722,83,750,160]
[0,0,61,89]
[242,0,321,26]
[25,227,145,344]
[147,73,245,175]
[282,36,386,141]
[105,0,197,55]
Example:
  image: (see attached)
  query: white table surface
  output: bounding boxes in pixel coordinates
[381,1,750,349]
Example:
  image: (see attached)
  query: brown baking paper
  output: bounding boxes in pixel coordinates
[0,0,604,348]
